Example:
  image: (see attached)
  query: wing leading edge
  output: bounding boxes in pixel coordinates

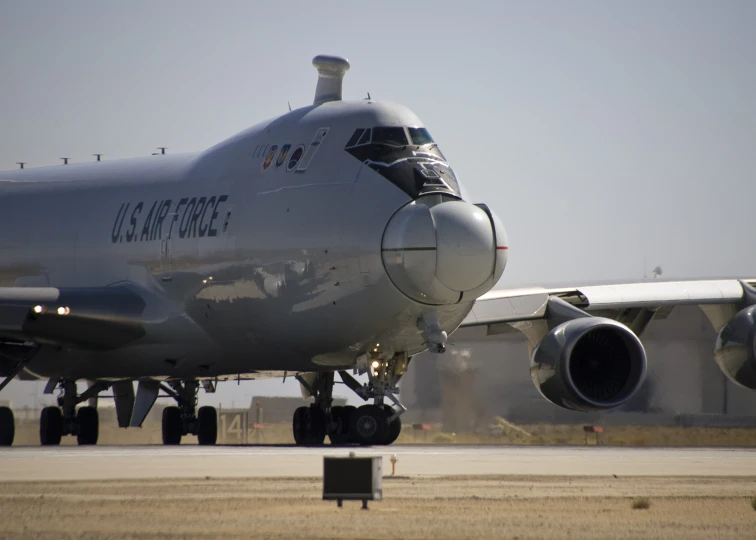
[462,279,756,330]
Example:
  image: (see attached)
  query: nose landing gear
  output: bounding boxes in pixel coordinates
[292,354,408,446]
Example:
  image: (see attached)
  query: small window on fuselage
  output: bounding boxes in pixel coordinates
[408,127,434,145]
[371,127,408,147]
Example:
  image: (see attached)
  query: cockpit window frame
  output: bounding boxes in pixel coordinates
[356,128,372,146]
[345,129,365,148]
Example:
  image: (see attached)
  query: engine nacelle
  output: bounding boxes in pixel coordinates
[714,305,756,390]
[530,318,647,411]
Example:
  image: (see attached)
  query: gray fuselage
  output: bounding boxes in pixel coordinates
[0,100,505,382]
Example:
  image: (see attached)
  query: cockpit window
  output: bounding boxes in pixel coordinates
[345,128,372,148]
[371,127,408,147]
[408,127,434,145]
[357,128,371,146]
[343,125,459,199]
[346,129,365,148]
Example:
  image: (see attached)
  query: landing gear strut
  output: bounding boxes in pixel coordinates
[160,380,217,445]
[0,341,39,446]
[39,380,109,446]
[292,354,408,446]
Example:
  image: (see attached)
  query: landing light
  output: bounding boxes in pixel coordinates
[57,306,70,316]
[33,305,44,314]
[371,360,380,369]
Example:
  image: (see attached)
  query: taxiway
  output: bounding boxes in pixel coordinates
[1,445,755,481]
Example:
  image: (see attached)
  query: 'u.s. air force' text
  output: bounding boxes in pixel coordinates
[111,195,229,244]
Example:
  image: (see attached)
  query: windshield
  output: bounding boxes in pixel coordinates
[408,127,434,145]
[371,127,408,147]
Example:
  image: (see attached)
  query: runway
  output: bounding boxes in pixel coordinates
[1,445,755,481]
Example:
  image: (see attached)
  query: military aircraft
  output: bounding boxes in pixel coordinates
[0,55,754,447]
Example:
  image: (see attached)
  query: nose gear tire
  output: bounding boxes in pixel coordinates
[292,406,307,445]
[328,405,356,445]
[304,406,326,445]
[350,404,389,446]
[383,405,402,445]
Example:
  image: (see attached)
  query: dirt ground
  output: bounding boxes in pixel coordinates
[10,419,756,447]
[0,476,754,539]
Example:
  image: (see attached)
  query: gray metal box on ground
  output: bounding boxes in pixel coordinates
[323,455,382,508]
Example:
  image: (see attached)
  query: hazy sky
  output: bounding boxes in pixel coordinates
[1,1,755,408]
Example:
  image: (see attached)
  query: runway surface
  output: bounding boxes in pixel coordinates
[1,445,755,481]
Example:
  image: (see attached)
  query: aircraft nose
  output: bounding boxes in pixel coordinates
[382,199,507,305]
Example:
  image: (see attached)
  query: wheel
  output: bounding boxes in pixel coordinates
[292,406,307,445]
[196,406,217,446]
[40,407,63,446]
[327,406,350,445]
[0,406,14,446]
[304,406,326,446]
[341,405,357,443]
[349,404,389,446]
[161,406,182,445]
[76,406,99,445]
[382,405,402,445]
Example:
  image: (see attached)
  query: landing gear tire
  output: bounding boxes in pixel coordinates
[0,406,14,446]
[349,404,388,446]
[328,406,351,445]
[76,406,99,445]
[304,407,326,446]
[382,405,402,445]
[292,406,307,445]
[196,406,217,446]
[162,406,182,445]
[40,406,63,446]
[292,406,326,445]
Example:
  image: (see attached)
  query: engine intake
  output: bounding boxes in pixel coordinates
[714,305,756,390]
[530,318,647,411]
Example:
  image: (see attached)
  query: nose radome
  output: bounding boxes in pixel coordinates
[382,199,507,305]
[433,202,494,291]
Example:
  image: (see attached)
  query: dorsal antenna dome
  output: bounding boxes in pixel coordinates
[312,55,350,105]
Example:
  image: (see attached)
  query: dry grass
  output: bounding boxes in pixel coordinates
[632,497,651,509]
[2,477,754,539]
[751,496,756,511]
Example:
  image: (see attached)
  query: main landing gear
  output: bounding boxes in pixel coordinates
[159,380,217,445]
[292,354,408,446]
[0,342,39,446]
[39,380,109,446]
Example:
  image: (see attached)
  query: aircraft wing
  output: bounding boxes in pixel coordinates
[462,279,756,335]
[0,285,146,350]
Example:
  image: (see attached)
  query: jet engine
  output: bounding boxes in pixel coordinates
[530,318,647,411]
[714,305,756,390]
